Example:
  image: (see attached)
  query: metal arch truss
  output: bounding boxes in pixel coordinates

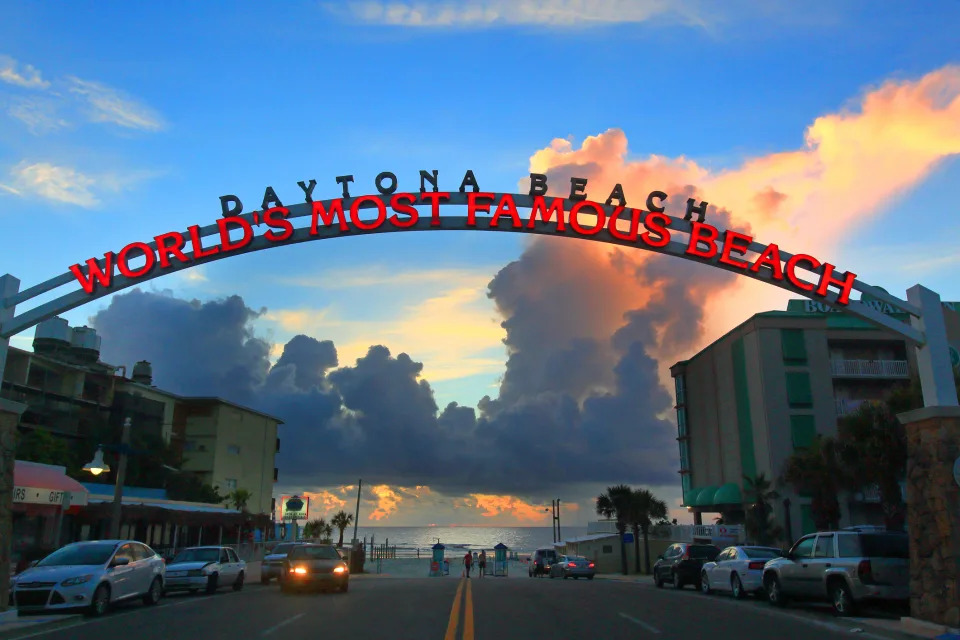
[0,192,956,407]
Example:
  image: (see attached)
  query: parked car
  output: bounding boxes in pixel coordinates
[163,546,245,594]
[653,543,721,590]
[261,542,304,584]
[9,540,164,617]
[528,547,559,577]
[700,546,782,598]
[549,555,596,580]
[280,544,350,593]
[762,529,909,616]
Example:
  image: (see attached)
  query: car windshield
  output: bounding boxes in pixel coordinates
[172,548,220,563]
[688,546,720,560]
[859,534,909,559]
[271,544,294,556]
[35,543,116,567]
[291,546,341,560]
[743,548,782,559]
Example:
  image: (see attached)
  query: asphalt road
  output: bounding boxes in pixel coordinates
[7,574,918,640]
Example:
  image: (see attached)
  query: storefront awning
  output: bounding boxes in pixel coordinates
[14,460,89,507]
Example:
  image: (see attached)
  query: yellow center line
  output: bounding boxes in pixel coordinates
[444,578,465,640]
[463,577,474,640]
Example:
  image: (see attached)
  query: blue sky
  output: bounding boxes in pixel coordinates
[1,1,959,524]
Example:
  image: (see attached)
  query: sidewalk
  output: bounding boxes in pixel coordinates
[0,611,81,640]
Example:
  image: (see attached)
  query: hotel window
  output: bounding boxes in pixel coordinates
[225,478,237,490]
[781,329,808,365]
[786,372,813,408]
[790,415,817,449]
[227,444,241,455]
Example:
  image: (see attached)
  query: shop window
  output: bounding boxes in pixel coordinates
[786,372,813,407]
[781,329,807,364]
[790,415,817,449]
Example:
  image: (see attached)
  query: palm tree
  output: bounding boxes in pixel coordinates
[304,517,331,541]
[225,488,252,512]
[837,398,909,531]
[781,436,848,532]
[331,510,355,548]
[742,474,781,546]
[596,484,633,575]
[627,489,668,574]
[321,521,334,544]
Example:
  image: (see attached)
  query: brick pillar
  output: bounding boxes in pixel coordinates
[0,399,26,613]
[900,406,960,628]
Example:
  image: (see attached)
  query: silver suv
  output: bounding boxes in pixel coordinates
[762,529,909,616]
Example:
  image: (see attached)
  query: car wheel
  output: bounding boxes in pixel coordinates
[233,571,245,591]
[87,584,110,617]
[830,580,857,617]
[701,572,711,595]
[340,581,349,593]
[765,574,787,607]
[673,573,684,590]
[142,577,163,605]
[654,572,663,588]
[731,575,745,600]
[205,573,219,594]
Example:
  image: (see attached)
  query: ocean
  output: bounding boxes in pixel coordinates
[350,526,591,554]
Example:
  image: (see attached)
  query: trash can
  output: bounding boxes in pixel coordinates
[493,542,508,577]
[429,543,445,577]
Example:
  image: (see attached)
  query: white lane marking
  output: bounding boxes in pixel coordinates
[619,612,661,634]
[261,612,306,637]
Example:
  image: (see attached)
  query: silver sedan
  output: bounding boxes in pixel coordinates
[701,546,782,598]
[549,555,596,580]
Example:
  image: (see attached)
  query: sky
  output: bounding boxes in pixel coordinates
[1,1,959,527]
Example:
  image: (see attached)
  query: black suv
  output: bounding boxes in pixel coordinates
[654,543,721,590]
[528,547,559,578]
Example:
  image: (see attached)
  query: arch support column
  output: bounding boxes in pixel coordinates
[901,406,960,629]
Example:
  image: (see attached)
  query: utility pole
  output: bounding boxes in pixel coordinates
[109,418,131,539]
[556,499,561,543]
[352,479,362,544]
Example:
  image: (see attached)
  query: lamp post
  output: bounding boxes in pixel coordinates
[83,417,131,539]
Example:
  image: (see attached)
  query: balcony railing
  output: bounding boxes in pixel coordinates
[830,359,909,378]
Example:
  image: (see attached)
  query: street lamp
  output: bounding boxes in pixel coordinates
[82,447,110,476]
[83,417,131,539]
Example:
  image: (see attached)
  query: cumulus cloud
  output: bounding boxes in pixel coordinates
[0,55,49,89]
[68,77,165,132]
[335,0,707,28]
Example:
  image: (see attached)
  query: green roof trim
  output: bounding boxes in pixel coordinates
[683,488,700,507]
[713,483,743,505]
[693,486,719,506]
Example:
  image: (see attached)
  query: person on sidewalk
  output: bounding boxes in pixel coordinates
[478,550,487,578]
[463,551,473,578]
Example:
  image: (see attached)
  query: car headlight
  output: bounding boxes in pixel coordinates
[292,566,308,575]
[61,575,93,587]
[333,566,347,574]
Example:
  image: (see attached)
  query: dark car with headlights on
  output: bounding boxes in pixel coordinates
[280,544,349,593]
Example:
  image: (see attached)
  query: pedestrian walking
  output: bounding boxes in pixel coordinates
[478,550,487,578]
[463,551,473,578]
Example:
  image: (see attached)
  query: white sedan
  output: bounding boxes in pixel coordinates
[10,540,165,616]
[700,546,782,599]
[163,546,246,594]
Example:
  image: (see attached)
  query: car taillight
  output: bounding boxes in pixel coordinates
[568,562,577,568]
[857,560,874,584]
[682,548,691,560]
[747,561,765,571]
[588,563,595,568]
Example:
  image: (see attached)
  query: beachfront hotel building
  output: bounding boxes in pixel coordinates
[670,297,960,541]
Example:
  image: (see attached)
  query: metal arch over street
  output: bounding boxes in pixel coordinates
[0,190,956,407]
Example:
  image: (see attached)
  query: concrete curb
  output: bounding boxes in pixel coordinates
[0,613,83,640]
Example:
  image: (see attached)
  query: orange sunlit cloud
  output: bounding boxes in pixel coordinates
[470,494,554,522]
[525,65,960,372]
[302,490,348,517]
